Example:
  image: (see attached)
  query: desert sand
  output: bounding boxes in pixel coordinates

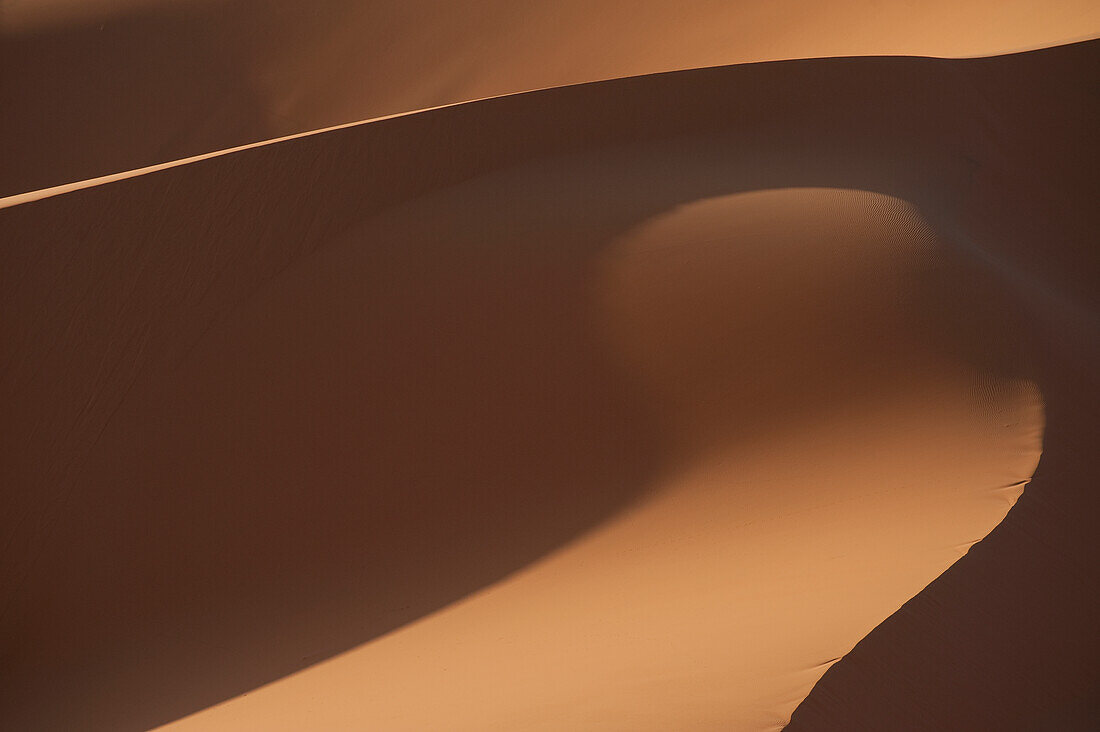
[3,0,1099,195]
[1,5,1099,732]
[150,183,1043,731]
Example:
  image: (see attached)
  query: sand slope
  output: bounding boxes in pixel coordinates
[1,40,1099,731]
[3,0,1098,195]
[152,182,1042,731]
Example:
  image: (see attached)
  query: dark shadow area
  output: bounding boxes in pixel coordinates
[786,42,1100,732]
[1,41,1097,730]
[0,2,277,196]
[787,318,1100,732]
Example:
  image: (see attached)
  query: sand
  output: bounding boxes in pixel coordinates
[1,10,1098,732]
[149,183,1042,731]
[3,0,1099,195]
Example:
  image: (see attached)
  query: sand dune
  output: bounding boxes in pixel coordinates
[151,183,1042,731]
[3,0,1098,196]
[3,38,1098,729]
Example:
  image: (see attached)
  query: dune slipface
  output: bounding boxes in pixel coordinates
[1,32,1098,732]
[149,180,1042,730]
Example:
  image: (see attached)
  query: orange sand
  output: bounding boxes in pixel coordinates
[3,0,1098,194]
[1,9,1098,732]
[153,186,1042,731]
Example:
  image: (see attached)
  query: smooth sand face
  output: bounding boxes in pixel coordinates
[3,0,1098,195]
[263,0,1100,133]
[152,184,1042,730]
[3,30,1095,732]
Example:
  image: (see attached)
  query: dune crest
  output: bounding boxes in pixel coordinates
[2,38,1096,731]
[3,0,1097,195]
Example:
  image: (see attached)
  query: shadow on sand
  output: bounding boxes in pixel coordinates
[0,40,1097,730]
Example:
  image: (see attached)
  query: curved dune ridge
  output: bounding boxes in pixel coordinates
[1,14,1099,732]
[2,0,1098,195]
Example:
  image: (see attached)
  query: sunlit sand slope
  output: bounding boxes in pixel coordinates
[153,182,1042,731]
[2,41,1098,730]
[2,0,1097,194]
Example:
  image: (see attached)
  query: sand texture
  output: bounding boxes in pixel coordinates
[1,5,1099,731]
[3,0,1099,196]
